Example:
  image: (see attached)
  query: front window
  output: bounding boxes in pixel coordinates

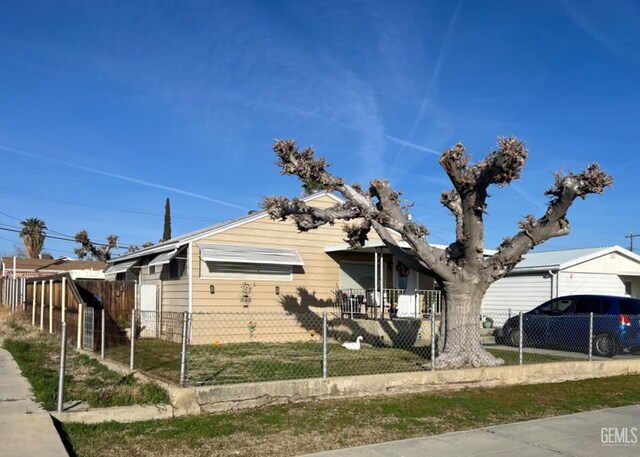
[200,260,292,281]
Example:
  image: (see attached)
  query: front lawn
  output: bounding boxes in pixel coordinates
[105,337,581,386]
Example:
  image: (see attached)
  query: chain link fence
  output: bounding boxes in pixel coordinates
[5,295,640,387]
[98,310,186,384]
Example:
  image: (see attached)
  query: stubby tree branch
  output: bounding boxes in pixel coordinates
[440,190,463,240]
[439,138,529,272]
[264,140,452,280]
[74,230,119,262]
[485,163,613,280]
[262,196,362,231]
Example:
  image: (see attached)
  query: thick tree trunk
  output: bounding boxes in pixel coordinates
[433,282,505,369]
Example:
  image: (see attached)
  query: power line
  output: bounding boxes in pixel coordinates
[0,226,117,247]
[0,217,136,247]
[0,210,77,239]
[0,186,224,223]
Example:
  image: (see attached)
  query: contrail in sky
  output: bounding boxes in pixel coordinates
[384,134,441,155]
[0,144,248,210]
[395,0,463,164]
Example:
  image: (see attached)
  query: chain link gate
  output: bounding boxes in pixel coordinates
[83,306,94,351]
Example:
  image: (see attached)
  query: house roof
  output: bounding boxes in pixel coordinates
[1,257,105,274]
[513,245,640,272]
[107,191,346,265]
[325,240,498,255]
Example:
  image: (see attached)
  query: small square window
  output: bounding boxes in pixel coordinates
[149,265,156,275]
[169,258,186,279]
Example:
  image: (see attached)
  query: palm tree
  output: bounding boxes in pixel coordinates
[19,217,47,259]
[301,178,324,196]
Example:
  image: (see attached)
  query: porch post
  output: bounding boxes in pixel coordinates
[379,252,385,320]
[414,270,419,318]
[374,250,379,320]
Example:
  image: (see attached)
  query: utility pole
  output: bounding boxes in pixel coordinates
[626,231,639,252]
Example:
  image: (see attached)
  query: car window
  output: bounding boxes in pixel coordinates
[601,298,614,313]
[539,298,575,314]
[575,297,602,314]
[620,298,640,314]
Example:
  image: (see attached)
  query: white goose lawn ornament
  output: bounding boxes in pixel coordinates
[342,336,363,350]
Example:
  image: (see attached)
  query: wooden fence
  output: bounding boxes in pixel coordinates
[1,275,136,351]
[74,279,136,350]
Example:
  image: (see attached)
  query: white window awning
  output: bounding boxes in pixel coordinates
[104,259,139,275]
[149,249,178,267]
[199,244,304,266]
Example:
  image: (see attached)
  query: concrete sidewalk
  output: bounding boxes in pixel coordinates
[0,348,69,457]
[303,405,640,457]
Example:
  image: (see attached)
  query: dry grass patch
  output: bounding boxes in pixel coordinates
[0,309,169,410]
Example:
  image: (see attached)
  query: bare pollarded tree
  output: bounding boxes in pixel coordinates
[74,230,119,262]
[262,138,613,369]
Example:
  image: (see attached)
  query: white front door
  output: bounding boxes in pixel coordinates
[139,284,157,336]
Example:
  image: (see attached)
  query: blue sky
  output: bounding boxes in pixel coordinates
[1,0,639,258]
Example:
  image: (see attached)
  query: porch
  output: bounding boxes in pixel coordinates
[334,288,443,320]
[326,239,444,320]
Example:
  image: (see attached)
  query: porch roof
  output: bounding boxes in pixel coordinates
[325,240,447,253]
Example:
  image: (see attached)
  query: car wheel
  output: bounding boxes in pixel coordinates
[508,328,525,347]
[593,334,618,358]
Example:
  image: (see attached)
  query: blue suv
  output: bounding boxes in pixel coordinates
[497,295,640,357]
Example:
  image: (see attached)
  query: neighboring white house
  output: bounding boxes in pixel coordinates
[482,246,640,318]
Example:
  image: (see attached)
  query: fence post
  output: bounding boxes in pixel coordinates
[101,309,105,360]
[32,281,36,327]
[77,302,83,350]
[57,322,67,413]
[40,281,45,330]
[588,312,593,362]
[61,277,67,323]
[180,311,189,386]
[129,311,136,371]
[431,307,436,371]
[518,312,523,366]
[322,313,328,379]
[49,279,53,334]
